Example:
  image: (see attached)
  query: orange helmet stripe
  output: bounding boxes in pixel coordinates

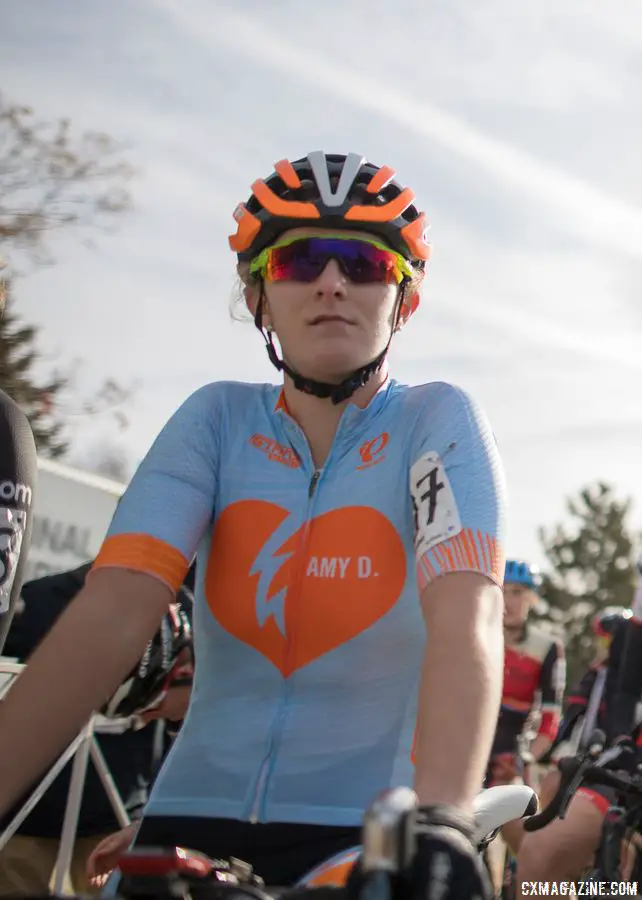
[228,206,262,253]
[366,165,396,194]
[273,159,302,189]
[400,213,431,261]
[344,187,416,224]
[251,180,321,220]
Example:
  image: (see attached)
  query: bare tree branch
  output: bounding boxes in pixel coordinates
[0,93,136,269]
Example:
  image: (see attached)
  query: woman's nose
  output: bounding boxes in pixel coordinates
[313,259,348,298]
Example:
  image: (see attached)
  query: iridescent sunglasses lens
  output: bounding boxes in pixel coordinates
[250,236,412,284]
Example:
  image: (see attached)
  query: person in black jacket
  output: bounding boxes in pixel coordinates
[606,562,642,744]
[516,607,632,893]
[0,561,194,897]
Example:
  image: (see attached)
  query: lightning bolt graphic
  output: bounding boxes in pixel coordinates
[250,515,297,638]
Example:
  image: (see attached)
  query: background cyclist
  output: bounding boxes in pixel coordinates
[484,559,565,890]
[487,561,565,792]
[606,559,642,747]
[516,604,633,892]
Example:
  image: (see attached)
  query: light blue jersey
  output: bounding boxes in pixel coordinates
[93,378,507,826]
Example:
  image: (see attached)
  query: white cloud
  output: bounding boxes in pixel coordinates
[154,0,642,261]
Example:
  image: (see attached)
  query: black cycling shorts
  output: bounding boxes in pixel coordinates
[134,815,361,886]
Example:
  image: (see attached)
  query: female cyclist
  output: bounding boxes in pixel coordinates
[0,151,507,898]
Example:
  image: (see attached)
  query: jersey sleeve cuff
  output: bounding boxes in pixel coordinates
[92,534,190,594]
[416,528,504,590]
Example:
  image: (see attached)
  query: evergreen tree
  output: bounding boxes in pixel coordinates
[534,482,639,686]
[0,282,68,456]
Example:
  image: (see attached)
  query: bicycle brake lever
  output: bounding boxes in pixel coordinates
[557,760,591,820]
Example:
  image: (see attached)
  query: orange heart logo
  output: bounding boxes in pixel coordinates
[205,500,406,676]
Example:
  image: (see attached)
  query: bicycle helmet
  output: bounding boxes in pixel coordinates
[102,600,193,719]
[504,560,543,590]
[229,151,431,404]
[592,605,632,639]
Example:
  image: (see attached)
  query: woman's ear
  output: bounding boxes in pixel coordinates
[396,291,421,331]
[401,291,420,319]
[397,268,425,329]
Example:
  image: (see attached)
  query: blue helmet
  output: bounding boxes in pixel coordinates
[504,559,543,590]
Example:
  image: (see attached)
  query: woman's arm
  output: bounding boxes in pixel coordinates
[0,568,170,815]
[532,639,566,760]
[409,383,508,813]
[414,572,503,812]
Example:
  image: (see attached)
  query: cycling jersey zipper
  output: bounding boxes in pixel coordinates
[249,757,271,823]
[248,467,322,823]
[283,469,321,675]
[309,470,321,498]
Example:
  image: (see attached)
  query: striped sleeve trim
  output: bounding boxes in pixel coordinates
[92,534,189,594]
[416,527,504,590]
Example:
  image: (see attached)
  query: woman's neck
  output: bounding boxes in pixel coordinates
[281,367,389,469]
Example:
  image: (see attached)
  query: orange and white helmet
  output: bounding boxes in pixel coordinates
[229,151,431,266]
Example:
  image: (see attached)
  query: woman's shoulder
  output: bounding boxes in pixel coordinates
[391,379,489,420]
[175,380,281,419]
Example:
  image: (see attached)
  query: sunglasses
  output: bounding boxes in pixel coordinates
[249,234,414,285]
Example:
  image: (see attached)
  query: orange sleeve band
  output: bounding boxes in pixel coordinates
[93,534,189,594]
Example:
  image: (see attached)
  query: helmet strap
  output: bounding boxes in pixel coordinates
[254,281,407,405]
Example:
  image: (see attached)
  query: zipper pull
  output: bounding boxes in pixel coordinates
[309,471,321,499]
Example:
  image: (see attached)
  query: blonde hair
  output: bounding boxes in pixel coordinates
[229,263,254,324]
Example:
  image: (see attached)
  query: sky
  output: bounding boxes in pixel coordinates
[2,0,642,567]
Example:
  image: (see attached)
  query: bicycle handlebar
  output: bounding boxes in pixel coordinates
[117,849,338,900]
[522,757,584,831]
[524,731,642,833]
[112,787,420,900]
